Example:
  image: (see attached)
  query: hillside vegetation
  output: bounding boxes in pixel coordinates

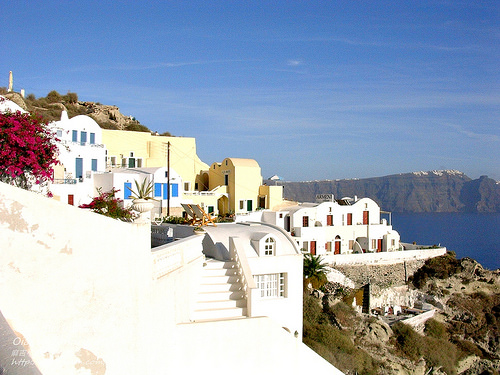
[0,88,172,135]
[304,254,500,374]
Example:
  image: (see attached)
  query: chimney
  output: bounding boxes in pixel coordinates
[8,71,13,92]
[20,89,25,98]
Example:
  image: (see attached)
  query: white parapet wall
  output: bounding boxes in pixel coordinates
[324,248,447,266]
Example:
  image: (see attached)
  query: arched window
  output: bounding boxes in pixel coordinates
[264,237,275,256]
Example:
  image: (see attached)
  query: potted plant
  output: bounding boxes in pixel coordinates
[128,178,157,222]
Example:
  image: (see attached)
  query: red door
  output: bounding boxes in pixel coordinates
[68,194,74,206]
[377,239,383,253]
[334,240,341,255]
[310,241,316,255]
[363,211,369,225]
[327,215,333,226]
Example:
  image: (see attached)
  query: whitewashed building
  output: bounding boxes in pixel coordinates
[261,197,401,255]
[94,167,183,217]
[49,112,106,206]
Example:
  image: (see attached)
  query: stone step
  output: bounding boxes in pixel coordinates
[204,259,237,270]
[201,274,241,284]
[198,282,244,293]
[193,307,247,321]
[197,290,245,302]
[195,298,246,310]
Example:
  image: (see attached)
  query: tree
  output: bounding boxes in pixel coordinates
[0,104,60,192]
[303,253,329,289]
[46,90,62,103]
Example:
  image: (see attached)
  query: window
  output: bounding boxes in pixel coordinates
[347,213,353,225]
[80,131,87,144]
[372,239,377,249]
[124,182,132,199]
[327,215,333,226]
[224,174,229,186]
[302,216,309,227]
[254,273,286,298]
[208,206,214,214]
[154,183,162,198]
[240,200,245,210]
[122,158,127,167]
[90,133,95,144]
[279,213,283,219]
[264,237,275,256]
[110,156,116,166]
[165,171,168,178]
[130,152,135,157]
[72,130,78,142]
[195,182,199,190]
[391,239,396,247]
[363,211,369,225]
[57,130,62,137]
[136,158,142,168]
[184,182,190,191]
[91,159,97,172]
[171,183,179,197]
[349,240,354,250]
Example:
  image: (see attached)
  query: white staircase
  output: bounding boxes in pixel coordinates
[193,258,247,321]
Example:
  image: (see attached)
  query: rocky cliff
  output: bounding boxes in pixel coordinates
[269,170,500,213]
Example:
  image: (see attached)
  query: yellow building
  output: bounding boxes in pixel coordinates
[102,130,209,192]
[208,158,283,215]
[102,130,283,217]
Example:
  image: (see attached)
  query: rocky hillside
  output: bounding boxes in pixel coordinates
[268,170,500,213]
[305,254,500,374]
[1,90,153,132]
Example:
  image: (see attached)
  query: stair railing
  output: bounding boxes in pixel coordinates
[229,236,256,316]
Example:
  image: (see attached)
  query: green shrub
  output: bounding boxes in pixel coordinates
[162,216,188,224]
[424,318,448,340]
[46,90,62,103]
[410,252,462,288]
[391,322,423,361]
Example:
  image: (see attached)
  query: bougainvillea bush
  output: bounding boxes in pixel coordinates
[0,103,60,192]
[79,188,136,221]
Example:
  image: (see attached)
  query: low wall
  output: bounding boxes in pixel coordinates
[325,248,447,266]
[402,309,436,332]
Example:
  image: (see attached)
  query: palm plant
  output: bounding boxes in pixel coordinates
[128,178,156,200]
[303,253,329,289]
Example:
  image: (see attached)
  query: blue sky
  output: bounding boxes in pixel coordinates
[1,1,498,181]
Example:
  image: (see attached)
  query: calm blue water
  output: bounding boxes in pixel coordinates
[391,213,500,270]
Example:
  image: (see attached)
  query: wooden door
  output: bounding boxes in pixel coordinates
[377,239,383,253]
[310,241,316,255]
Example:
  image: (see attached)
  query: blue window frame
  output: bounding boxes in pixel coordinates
[91,159,97,172]
[154,183,162,197]
[163,183,169,200]
[81,131,87,144]
[171,183,179,197]
[90,133,95,144]
[124,182,132,199]
[72,130,78,142]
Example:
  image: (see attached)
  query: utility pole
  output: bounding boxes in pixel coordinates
[167,141,170,217]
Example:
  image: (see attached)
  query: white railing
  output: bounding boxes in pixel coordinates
[151,225,173,247]
[229,237,256,316]
[151,235,204,280]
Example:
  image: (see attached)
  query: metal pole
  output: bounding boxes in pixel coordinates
[167,142,170,217]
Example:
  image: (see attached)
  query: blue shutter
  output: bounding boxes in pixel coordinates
[90,133,95,144]
[163,183,168,200]
[75,158,83,179]
[81,131,87,144]
[154,183,162,198]
[171,183,179,197]
[72,130,78,142]
[124,182,132,199]
[91,159,97,171]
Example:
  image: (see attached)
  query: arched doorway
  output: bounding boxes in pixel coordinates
[334,235,341,255]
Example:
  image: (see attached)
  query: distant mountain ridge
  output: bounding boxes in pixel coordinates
[267,170,500,213]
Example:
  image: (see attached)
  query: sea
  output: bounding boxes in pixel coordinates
[391,213,500,270]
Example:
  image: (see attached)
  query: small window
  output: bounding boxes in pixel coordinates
[240,200,245,210]
[391,239,396,247]
[372,239,377,249]
[91,159,97,172]
[279,213,283,219]
[349,240,354,250]
[184,182,190,191]
[224,174,229,186]
[264,237,275,256]
[110,156,116,166]
[130,152,134,157]
[72,130,78,142]
[90,133,95,144]
[80,131,87,144]
[302,216,309,227]
[165,171,168,178]
[136,158,142,168]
